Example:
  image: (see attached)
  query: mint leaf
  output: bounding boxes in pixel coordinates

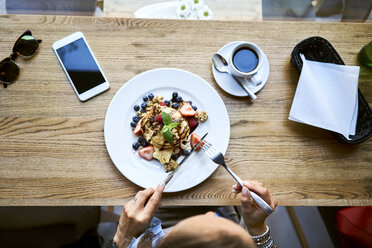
[161,126,169,134]
[161,125,172,142]
[162,129,173,143]
[160,112,179,143]
[161,112,172,125]
[168,122,179,129]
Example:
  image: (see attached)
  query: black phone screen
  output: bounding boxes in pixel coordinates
[56,38,105,94]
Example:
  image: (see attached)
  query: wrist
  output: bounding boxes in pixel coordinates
[247,223,266,236]
[113,230,133,248]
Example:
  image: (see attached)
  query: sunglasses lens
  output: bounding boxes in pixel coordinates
[0,60,20,82]
[14,35,39,57]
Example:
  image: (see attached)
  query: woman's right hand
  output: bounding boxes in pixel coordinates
[233,180,278,236]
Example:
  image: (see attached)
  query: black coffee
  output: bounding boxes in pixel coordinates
[232,47,258,73]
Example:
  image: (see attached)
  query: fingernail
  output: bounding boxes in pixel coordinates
[232,184,237,188]
[232,189,237,194]
[242,187,249,196]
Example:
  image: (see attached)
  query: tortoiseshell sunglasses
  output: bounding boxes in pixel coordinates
[0,30,42,88]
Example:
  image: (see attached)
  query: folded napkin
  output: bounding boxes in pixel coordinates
[289,54,360,139]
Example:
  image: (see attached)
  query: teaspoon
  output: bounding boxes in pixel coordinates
[212,53,257,100]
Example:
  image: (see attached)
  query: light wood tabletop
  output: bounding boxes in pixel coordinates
[0,15,371,206]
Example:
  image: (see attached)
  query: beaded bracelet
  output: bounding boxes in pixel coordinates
[261,239,274,248]
[255,236,271,247]
[250,225,269,242]
[250,226,276,248]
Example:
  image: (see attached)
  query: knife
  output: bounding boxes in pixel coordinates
[163,132,208,186]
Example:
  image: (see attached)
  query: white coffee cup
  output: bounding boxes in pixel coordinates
[228,42,263,86]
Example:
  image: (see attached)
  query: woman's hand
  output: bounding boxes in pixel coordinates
[233,180,278,236]
[113,183,165,248]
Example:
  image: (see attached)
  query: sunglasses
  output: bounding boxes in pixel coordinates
[0,30,42,88]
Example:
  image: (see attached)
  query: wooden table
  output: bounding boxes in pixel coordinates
[0,15,371,206]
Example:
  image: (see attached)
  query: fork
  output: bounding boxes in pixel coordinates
[201,141,274,215]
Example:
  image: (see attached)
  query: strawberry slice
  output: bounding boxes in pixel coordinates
[155,114,162,122]
[139,146,155,160]
[179,102,196,117]
[160,102,166,106]
[188,117,198,128]
[133,119,142,134]
[190,133,204,151]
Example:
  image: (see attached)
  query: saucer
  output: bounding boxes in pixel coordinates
[212,41,270,97]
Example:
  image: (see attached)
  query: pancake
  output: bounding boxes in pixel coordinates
[141,106,190,151]
[133,95,207,171]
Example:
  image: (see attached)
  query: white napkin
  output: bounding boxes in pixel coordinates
[289,54,359,139]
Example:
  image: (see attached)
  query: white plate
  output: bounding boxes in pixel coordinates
[212,41,270,97]
[104,68,230,192]
[134,2,178,19]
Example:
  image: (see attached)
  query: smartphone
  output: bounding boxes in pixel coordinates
[53,32,109,101]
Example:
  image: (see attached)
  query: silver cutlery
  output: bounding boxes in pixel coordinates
[163,133,208,186]
[212,53,257,101]
[201,140,273,215]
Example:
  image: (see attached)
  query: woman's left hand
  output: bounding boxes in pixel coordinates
[113,183,165,248]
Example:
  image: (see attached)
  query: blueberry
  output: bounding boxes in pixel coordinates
[148,93,154,100]
[171,154,178,160]
[183,149,189,156]
[132,142,140,150]
[140,108,146,113]
[176,96,183,102]
[134,105,140,111]
[188,100,192,105]
[132,116,140,123]
[138,136,144,143]
[141,102,147,109]
[143,95,148,102]
[172,92,178,100]
[192,105,197,111]
[164,100,170,106]
[141,140,147,147]
[172,102,179,109]
[130,121,137,127]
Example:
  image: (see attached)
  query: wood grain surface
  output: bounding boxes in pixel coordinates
[104,0,262,21]
[0,15,371,206]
